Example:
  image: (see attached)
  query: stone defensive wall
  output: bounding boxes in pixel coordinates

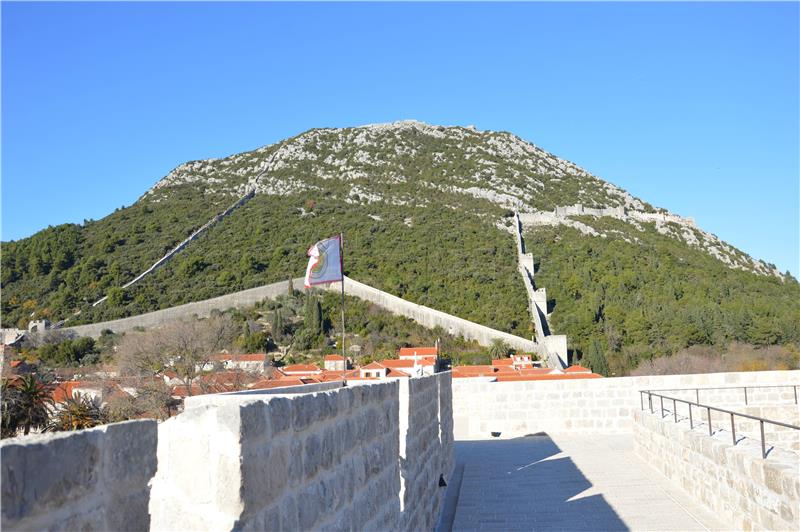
[452,370,800,439]
[322,278,538,355]
[65,278,303,338]
[1,373,454,532]
[1,420,157,531]
[64,276,538,355]
[634,408,799,531]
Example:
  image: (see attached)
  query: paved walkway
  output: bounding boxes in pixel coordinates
[444,434,726,531]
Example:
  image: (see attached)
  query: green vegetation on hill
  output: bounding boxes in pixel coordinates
[2,122,797,377]
[526,220,800,374]
[1,194,529,335]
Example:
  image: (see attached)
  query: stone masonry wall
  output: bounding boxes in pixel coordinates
[323,278,537,354]
[65,278,304,338]
[398,373,455,531]
[1,420,157,531]
[150,375,454,531]
[634,409,799,531]
[65,276,537,355]
[452,370,800,440]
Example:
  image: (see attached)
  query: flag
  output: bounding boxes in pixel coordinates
[304,235,343,287]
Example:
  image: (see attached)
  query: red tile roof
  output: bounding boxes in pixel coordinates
[362,361,387,370]
[491,358,514,367]
[565,365,592,373]
[398,347,438,358]
[282,364,321,373]
[379,358,435,368]
[324,354,346,361]
[452,365,498,378]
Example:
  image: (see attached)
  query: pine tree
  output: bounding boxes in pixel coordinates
[584,339,609,376]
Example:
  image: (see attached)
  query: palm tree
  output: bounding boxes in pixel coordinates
[489,339,511,360]
[1,378,21,438]
[46,392,108,432]
[14,374,54,435]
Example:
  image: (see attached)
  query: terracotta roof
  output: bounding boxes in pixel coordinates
[565,365,592,373]
[249,378,301,390]
[282,364,321,373]
[452,365,497,378]
[517,368,556,375]
[320,369,359,381]
[362,361,387,370]
[379,358,435,368]
[9,360,22,368]
[491,358,514,367]
[324,354,346,361]
[398,347,438,358]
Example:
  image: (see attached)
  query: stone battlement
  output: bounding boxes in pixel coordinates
[1,373,454,531]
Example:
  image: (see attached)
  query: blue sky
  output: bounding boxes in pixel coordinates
[2,2,798,275]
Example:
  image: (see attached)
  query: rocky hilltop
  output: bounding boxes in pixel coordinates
[3,121,797,373]
[146,120,780,278]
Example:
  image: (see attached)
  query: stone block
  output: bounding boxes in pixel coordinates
[266,396,292,435]
[1,429,102,522]
[102,420,157,488]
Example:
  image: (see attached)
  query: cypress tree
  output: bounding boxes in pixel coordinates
[271,310,284,342]
[584,339,609,376]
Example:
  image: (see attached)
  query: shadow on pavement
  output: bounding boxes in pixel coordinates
[445,433,629,531]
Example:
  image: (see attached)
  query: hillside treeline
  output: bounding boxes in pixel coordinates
[1,194,529,336]
[527,223,800,374]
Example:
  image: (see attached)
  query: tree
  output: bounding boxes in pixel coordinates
[116,314,238,396]
[271,310,284,342]
[304,293,323,337]
[489,339,511,360]
[4,374,54,436]
[287,277,295,297]
[46,393,107,432]
[106,287,125,307]
[583,339,609,376]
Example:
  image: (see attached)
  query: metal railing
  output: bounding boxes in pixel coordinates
[644,384,798,406]
[639,388,800,459]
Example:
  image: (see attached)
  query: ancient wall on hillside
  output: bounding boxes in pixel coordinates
[64,276,538,354]
[452,370,800,439]
[323,278,538,354]
[513,212,567,368]
[0,420,157,531]
[65,278,304,337]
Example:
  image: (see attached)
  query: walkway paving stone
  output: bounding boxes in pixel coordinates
[448,434,727,531]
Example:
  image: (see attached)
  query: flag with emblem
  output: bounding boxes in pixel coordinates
[304,234,343,287]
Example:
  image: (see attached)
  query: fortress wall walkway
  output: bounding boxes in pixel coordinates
[444,434,726,531]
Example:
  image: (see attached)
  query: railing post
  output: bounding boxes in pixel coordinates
[696,388,699,404]
[760,420,766,459]
[794,386,797,405]
[649,393,653,414]
[673,398,677,423]
[640,392,644,411]
[707,407,712,436]
[688,403,693,429]
[744,387,748,405]
[730,413,736,446]
[660,396,664,418]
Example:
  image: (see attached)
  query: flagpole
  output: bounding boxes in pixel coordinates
[340,232,346,363]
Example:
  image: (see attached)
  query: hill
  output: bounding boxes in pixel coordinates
[2,121,798,372]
